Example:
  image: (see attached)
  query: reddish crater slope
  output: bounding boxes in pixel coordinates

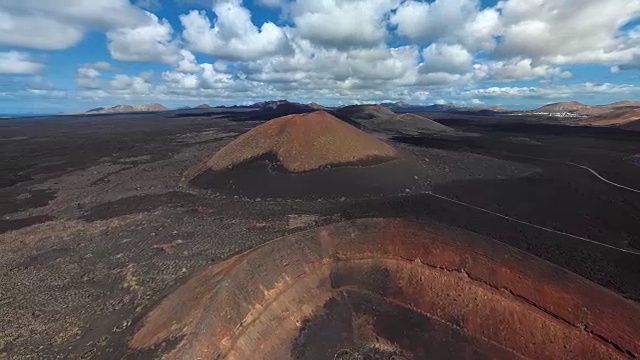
[129,218,640,360]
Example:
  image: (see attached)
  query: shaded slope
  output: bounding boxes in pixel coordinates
[186,151,427,199]
[621,119,640,131]
[393,113,454,133]
[333,105,453,134]
[251,100,316,115]
[335,104,397,120]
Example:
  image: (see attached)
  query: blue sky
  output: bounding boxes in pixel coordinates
[0,0,639,114]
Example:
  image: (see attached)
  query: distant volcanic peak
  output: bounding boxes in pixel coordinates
[419,103,458,112]
[253,99,296,109]
[610,100,640,107]
[339,104,397,116]
[394,101,412,107]
[381,101,413,108]
[112,105,135,111]
[561,101,586,107]
[84,103,168,114]
[130,103,167,111]
[535,100,640,115]
[197,111,398,174]
[587,108,640,126]
[536,101,591,112]
[249,100,317,114]
[307,102,328,110]
[195,104,212,109]
[371,104,394,113]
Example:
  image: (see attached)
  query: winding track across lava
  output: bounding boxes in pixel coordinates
[424,191,640,255]
[492,151,640,194]
[565,162,640,193]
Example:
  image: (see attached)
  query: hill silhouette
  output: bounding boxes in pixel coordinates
[583,109,640,128]
[535,101,590,113]
[183,111,432,199]
[333,104,453,134]
[189,110,397,175]
[81,103,168,114]
[534,100,640,116]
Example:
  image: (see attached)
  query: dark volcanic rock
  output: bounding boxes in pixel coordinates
[332,104,453,134]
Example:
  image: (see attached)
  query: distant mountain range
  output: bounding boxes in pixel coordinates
[249,100,331,111]
[534,101,592,113]
[380,101,508,113]
[79,103,169,114]
[533,101,640,115]
[580,108,640,127]
[332,104,454,134]
[71,100,640,129]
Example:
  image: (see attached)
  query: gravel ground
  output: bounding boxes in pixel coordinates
[1,110,639,359]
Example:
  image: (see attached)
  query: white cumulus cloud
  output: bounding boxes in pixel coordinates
[0,0,151,50]
[496,0,640,65]
[0,51,44,75]
[256,0,285,8]
[107,12,182,65]
[391,0,498,50]
[4,0,640,109]
[180,0,292,61]
[420,43,473,74]
[109,74,153,94]
[474,58,572,82]
[291,0,399,49]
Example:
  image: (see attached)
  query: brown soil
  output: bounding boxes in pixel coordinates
[585,109,640,126]
[188,111,397,176]
[0,215,146,256]
[130,218,640,360]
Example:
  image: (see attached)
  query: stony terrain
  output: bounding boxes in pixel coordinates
[1,108,639,359]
